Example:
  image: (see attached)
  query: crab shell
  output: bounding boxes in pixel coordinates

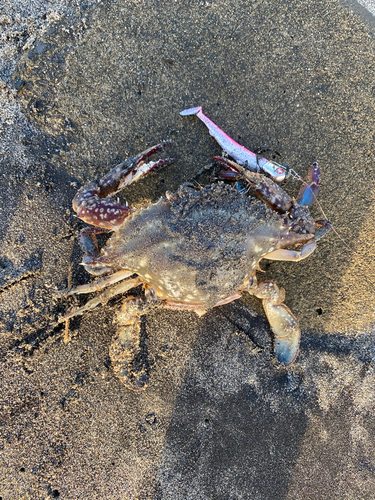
[90,182,309,311]
[60,142,328,389]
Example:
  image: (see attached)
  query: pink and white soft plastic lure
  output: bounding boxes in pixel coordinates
[180,106,287,182]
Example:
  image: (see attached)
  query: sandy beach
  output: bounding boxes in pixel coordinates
[1,0,375,498]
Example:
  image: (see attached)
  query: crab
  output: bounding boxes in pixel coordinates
[60,141,330,390]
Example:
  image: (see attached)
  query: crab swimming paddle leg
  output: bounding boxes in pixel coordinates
[245,280,301,366]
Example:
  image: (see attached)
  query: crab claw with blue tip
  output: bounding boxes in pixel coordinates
[296,160,320,207]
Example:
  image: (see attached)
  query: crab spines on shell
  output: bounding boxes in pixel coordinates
[72,142,175,229]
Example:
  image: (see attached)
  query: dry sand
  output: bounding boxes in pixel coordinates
[1,0,375,498]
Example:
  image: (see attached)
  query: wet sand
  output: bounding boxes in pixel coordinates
[1,0,375,498]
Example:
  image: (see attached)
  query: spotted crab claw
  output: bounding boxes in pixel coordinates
[73,142,175,230]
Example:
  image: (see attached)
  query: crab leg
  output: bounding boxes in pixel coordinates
[263,220,332,262]
[72,142,174,230]
[68,269,135,295]
[78,227,113,275]
[58,277,142,323]
[180,106,286,182]
[214,156,294,213]
[263,241,317,262]
[109,296,150,390]
[246,280,301,366]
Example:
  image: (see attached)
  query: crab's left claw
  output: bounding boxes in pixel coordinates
[213,156,294,213]
[72,142,175,229]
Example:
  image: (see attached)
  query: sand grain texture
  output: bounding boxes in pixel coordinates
[1,0,375,498]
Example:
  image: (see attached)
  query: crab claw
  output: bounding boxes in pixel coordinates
[213,156,294,213]
[73,182,131,229]
[296,160,320,207]
[72,142,174,229]
[262,300,301,365]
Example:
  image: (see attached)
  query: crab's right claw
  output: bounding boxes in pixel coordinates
[250,281,300,365]
[296,160,320,207]
[262,300,301,365]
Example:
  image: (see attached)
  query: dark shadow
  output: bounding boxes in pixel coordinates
[158,305,375,499]
[157,309,307,500]
[160,380,308,500]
